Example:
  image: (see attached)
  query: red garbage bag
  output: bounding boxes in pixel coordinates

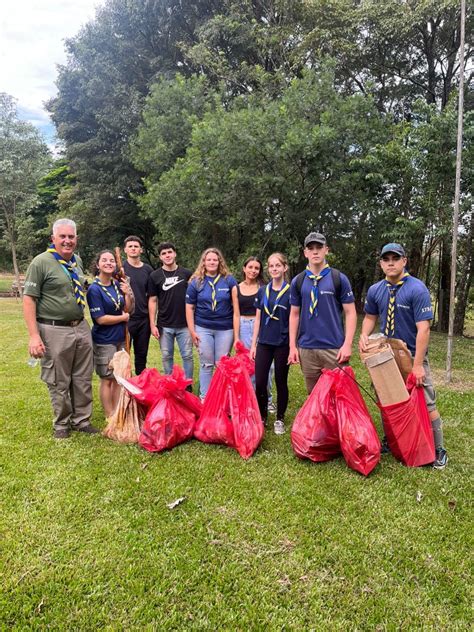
[291,370,341,462]
[378,373,435,467]
[194,354,263,459]
[334,367,381,476]
[234,339,256,377]
[126,366,202,453]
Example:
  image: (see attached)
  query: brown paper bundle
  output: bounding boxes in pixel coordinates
[102,350,145,443]
[386,338,413,383]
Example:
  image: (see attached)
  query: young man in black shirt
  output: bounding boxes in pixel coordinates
[123,236,153,375]
[148,242,193,383]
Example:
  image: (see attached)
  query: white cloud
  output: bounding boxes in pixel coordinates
[0,0,105,141]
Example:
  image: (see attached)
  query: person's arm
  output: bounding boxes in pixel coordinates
[337,302,357,363]
[186,304,200,347]
[23,295,46,358]
[412,320,430,386]
[95,313,130,326]
[288,305,300,364]
[148,296,159,339]
[231,285,240,346]
[358,314,378,352]
[250,308,261,361]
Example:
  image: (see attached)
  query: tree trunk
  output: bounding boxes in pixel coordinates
[437,235,451,332]
[454,212,474,335]
[2,206,23,297]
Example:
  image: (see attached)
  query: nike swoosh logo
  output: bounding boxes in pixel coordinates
[162,278,184,291]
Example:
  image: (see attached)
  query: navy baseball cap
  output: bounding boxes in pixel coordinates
[381,243,406,257]
[304,232,326,247]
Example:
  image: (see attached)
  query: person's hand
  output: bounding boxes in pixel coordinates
[151,325,160,340]
[337,342,352,364]
[191,331,200,347]
[29,334,46,358]
[288,346,299,365]
[412,363,425,386]
[359,334,370,353]
[120,280,131,295]
[122,312,130,323]
[250,344,256,361]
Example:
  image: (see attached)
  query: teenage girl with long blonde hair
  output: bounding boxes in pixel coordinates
[185,247,240,399]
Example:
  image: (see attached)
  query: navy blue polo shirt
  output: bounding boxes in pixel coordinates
[255,283,291,346]
[87,281,126,344]
[290,269,354,349]
[186,275,238,330]
[364,275,433,355]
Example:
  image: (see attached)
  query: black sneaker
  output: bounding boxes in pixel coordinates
[76,424,100,434]
[53,428,71,439]
[380,436,391,454]
[433,448,448,470]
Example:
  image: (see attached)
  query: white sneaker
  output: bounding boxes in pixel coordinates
[274,419,285,435]
[268,402,276,414]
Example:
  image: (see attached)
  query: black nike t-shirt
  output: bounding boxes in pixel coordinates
[123,260,153,320]
[147,266,192,328]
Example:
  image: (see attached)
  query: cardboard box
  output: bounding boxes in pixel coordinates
[360,336,409,406]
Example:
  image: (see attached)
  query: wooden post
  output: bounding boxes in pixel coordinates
[446,0,466,383]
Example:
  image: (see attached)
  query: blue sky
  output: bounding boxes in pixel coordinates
[1,0,104,149]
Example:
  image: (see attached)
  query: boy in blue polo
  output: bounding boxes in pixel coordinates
[288,232,357,394]
[359,243,448,469]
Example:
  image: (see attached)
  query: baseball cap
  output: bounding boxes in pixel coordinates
[304,232,326,247]
[380,243,406,257]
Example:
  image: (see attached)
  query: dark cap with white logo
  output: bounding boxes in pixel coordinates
[380,243,406,257]
[304,232,326,248]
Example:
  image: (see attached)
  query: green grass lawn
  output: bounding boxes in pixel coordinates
[0,273,17,293]
[1,299,472,629]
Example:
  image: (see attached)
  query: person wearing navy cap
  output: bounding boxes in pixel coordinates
[359,243,448,469]
[288,232,357,393]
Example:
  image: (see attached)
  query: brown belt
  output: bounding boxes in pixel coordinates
[37,317,84,327]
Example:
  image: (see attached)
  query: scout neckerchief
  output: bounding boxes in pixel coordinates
[47,245,85,310]
[93,277,123,311]
[384,272,410,337]
[207,274,221,311]
[305,263,330,317]
[263,281,289,325]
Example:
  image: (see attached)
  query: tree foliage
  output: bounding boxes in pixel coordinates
[0,94,50,287]
[47,0,473,329]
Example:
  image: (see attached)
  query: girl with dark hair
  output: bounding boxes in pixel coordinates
[185,248,240,399]
[86,250,133,416]
[238,256,264,352]
[250,253,291,435]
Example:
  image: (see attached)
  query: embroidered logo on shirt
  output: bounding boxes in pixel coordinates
[162,277,184,291]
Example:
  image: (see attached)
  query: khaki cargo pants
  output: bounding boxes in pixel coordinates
[298,347,343,394]
[39,319,93,431]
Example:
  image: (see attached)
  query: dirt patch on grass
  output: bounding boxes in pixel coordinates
[432,368,474,392]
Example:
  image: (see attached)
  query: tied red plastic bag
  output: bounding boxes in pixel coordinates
[378,373,435,467]
[194,354,263,459]
[291,370,341,462]
[234,340,255,377]
[125,366,202,453]
[334,367,381,476]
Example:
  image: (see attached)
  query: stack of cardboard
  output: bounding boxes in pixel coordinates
[360,334,410,406]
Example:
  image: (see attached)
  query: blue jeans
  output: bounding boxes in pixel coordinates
[196,325,234,398]
[239,316,273,400]
[159,327,194,380]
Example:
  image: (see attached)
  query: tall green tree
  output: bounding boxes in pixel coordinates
[0,94,50,291]
[47,0,224,252]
